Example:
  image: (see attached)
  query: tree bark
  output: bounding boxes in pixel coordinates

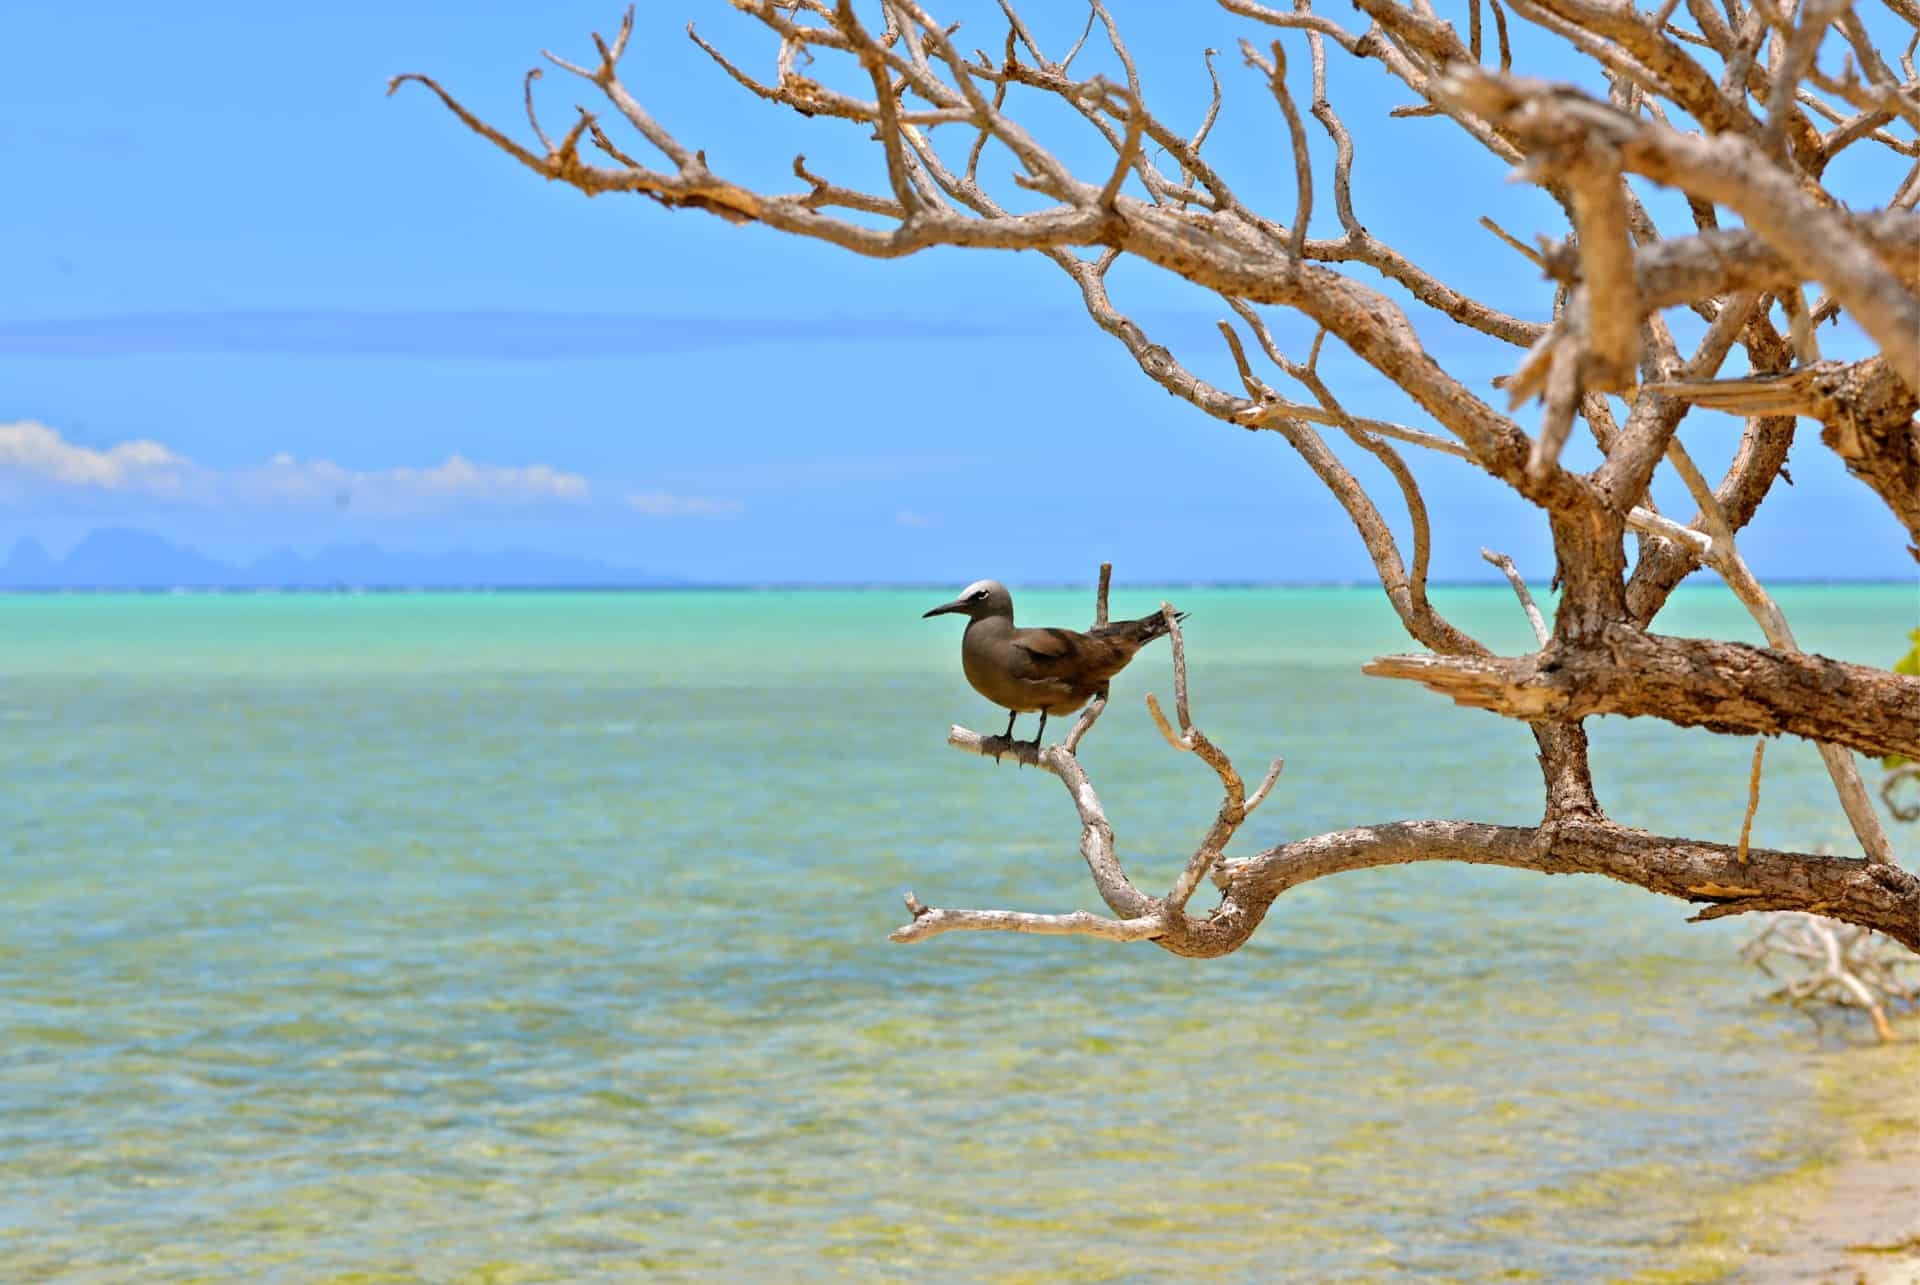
[1212,819,1920,955]
[1366,628,1920,761]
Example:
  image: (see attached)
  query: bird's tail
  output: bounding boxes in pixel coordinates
[1097,609,1189,646]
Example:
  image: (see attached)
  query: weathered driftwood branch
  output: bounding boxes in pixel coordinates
[1217,819,1920,952]
[1741,912,1920,1042]
[1644,424,1898,864]
[1365,630,1920,764]
[925,682,1920,955]
[1626,214,1920,308]
[1440,67,1920,389]
[1481,547,1550,646]
[1651,357,1920,557]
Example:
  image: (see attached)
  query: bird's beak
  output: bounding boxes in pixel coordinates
[922,598,968,618]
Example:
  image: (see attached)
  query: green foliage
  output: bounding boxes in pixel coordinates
[1887,628,1920,769]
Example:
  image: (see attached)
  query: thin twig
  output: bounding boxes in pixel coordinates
[1243,39,1314,259]
[1480,548,1551,646]
[1737,738,1765,863]
[1480,215,1549,267]
[1162,601,1192,734]
[1096,81,1145,209]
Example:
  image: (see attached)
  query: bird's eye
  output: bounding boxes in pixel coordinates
[970,590,988,600]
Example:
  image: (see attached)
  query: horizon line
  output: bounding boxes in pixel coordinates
[1,577,1913,596]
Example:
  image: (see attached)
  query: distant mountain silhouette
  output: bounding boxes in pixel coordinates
[0,527,682,589]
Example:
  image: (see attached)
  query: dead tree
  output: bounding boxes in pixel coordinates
[394,0,1920,955]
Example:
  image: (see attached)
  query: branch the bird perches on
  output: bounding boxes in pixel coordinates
[894,566,1920,959]
[894,565,1284,950]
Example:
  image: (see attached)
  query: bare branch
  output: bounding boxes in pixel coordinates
[1242,40,1315,259]
[1624,318,1799,623]
[842,1,923,214]
[551,8,694,168]
[1365,630,1920,764]
[1527,343,1583,481]
[1095,81,1145,210]
[1161,602,1193,735]
[1479,215,1549,267]
[891,892,1162,944]
[1217,818,1920,952]
[1740,913,1918,1042]
[1737,738,1765,864]
[1220,0,1368,56]
[1444,69,1920,387]
[1626,503,1714,556]
[1649,429,1902,864]
[1189,46,1224,164]
[1504,0,1761,137]
[1061,7,1097,70]
[920,587,1283,947]
[1245,757,1287,816]
[1559,145,1640,391]
[1243,401,1473,459]
[1630,213,1920,312]
[1593,289,1759,509]
[522,68,555,153]
[1649,357,1920,552]
[1218,306,1486,656]
[1480,548,1551,646]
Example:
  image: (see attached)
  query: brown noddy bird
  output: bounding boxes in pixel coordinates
[922,579,1185,746]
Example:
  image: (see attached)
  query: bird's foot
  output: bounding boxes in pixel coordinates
[976,732,1041,767]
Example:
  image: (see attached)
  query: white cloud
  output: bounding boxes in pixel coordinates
[0,421,589,515]
[0,420,194,495]
[625,490,744,519]
[244,452,589,515]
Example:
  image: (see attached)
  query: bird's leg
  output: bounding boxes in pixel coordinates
[1000,711,1020,760]
[1032,711,1048,749]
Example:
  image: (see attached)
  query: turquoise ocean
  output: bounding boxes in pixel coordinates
[2,583,1914,1281]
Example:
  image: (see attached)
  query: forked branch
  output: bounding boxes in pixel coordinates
[897,576,1284,951]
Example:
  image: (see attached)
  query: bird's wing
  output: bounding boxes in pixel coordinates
[1011,627,1077,663]
[1013,627,1129,683]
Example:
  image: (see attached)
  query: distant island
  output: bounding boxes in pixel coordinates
[0,527,683,590]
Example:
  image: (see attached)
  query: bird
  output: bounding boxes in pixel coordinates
[922,579,1185,748]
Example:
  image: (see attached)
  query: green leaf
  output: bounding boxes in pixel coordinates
[1895,627,1920,676]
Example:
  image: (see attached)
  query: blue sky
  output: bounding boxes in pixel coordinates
[1,1,1912,584]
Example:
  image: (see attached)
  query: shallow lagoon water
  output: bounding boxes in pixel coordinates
[1,584,1912,1280]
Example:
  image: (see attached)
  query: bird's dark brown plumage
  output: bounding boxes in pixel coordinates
[923,578,1182,745]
